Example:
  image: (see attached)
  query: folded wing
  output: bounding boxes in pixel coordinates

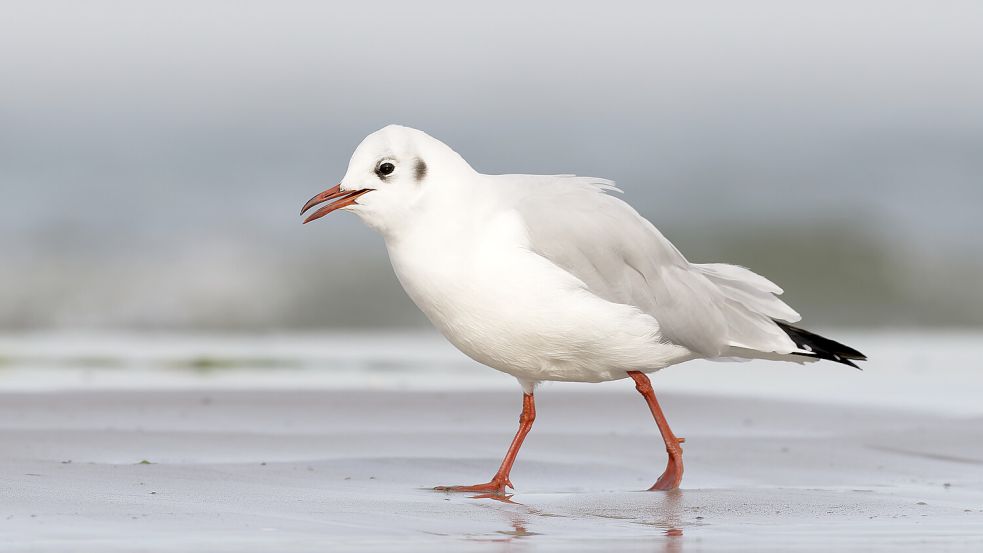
[508,174,800,359]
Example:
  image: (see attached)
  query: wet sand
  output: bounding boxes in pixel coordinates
[3,387,982,551]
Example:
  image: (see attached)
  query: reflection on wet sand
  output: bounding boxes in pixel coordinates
[464,487,691,550]
[497,517,538,539]
[9,383,982,551]
[659,489,686,552]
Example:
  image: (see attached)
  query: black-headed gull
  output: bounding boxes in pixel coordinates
[301,125,865,492]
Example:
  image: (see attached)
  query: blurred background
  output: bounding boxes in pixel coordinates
[2,0,982,333]
[6,6,983,548]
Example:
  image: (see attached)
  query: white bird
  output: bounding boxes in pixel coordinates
[301,125,865,493]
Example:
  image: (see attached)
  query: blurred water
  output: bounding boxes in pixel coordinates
[1,330,981,417]
[2,1,982,329]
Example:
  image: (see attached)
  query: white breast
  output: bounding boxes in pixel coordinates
[385,210,693,384]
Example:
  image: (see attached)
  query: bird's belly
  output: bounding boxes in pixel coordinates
[388,237,689,383]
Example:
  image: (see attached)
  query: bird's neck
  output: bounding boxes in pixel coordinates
[380,176,494,247]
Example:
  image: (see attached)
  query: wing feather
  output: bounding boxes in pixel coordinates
[506,174,798,358]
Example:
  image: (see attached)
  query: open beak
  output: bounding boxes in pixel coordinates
[300,184,371,224]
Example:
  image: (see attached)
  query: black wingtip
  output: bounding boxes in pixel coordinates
[774,321,866,369]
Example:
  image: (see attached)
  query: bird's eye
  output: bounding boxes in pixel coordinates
[378,162,395,176]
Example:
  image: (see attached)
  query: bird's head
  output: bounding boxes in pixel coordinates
[301,125,472,235]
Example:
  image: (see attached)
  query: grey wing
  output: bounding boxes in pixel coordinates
[510,175,801,358]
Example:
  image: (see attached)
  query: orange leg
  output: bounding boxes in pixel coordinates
[435,393,536,493]
[628,371,685,491]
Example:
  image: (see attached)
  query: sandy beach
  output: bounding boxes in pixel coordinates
[4,389,982,552]
[2,332,982,551]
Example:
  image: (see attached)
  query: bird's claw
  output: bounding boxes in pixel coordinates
[434,478,512,494]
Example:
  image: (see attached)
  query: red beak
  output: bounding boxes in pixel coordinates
[300,184,371,224]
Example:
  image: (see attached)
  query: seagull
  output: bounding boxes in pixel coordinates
[301,125,866,493]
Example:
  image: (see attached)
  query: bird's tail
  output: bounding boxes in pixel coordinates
[773,321,867,369]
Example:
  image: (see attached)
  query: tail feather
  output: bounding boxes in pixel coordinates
[774,321,867,369]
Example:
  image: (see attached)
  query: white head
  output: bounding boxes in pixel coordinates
[300,125,473,235]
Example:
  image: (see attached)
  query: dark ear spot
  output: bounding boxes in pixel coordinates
[415,159,427,181]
